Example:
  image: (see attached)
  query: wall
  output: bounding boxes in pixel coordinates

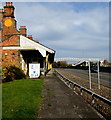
[1,3,21,68]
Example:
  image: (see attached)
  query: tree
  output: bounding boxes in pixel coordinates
[52,61,68,68]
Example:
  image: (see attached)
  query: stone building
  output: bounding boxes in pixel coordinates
[0,2,55,75]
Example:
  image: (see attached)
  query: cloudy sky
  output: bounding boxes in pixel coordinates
[1,2,109,60]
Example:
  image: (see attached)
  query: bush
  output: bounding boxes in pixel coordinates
[2,65,26,82]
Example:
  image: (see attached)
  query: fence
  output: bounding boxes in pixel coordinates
[54,69,111,119]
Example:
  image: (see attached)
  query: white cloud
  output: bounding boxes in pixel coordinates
[13,2,109,59]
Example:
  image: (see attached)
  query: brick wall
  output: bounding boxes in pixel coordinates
[1,2,21,68]
[2,50,21,68]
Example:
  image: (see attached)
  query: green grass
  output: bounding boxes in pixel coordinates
[2,78,44,119]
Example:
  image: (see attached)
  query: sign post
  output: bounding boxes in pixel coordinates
[29,63,40,78]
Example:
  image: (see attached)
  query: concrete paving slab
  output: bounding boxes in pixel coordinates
[38,70,104,119]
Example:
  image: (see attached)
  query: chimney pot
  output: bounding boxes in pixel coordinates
[28,35,33,40]
[36,40,39,43]
[35,40,39,43]
[20,26,26,29]
[6,2,13,6]
[0,9,4,13]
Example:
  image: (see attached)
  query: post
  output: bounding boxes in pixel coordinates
[97,60,100,89]
[88,61,92,89]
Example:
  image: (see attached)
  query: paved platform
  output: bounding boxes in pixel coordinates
[38,70,103,119]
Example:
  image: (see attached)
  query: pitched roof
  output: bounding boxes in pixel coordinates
[3,35,55,57]
[20,35,55,54]
[33,40,56,53]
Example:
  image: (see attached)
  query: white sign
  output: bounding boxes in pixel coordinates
[29,63,40,78]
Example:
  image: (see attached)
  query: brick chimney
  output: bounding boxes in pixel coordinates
[19,26,27,37]
[4,2,15,18]
[0,9,4,22]
[28,35,33,40]
[1,2,20,44]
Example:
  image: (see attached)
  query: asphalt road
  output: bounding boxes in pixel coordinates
[58,68,111,88]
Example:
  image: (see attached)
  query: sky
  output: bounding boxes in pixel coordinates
[1,2,109,60]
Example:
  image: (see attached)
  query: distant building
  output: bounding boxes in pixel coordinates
[0,2,55,75]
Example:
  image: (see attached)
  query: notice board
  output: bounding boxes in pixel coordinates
[29,63,40,78]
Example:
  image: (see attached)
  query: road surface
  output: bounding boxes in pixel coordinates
[57,68,111,88]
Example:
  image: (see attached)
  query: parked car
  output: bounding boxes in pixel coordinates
[91,66,98,73]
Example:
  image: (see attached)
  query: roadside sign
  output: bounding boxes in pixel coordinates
[29,63,40,78]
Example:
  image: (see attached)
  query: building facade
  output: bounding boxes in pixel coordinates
[0,2,55,75]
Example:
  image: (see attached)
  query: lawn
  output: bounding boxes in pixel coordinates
[2,78,44,119]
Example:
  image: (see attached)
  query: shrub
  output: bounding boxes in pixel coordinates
[2,65,26,82]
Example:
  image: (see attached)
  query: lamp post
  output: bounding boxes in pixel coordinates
[88,61,92,89]
[97,60,100,89]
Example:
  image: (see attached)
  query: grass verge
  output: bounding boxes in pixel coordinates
[2,78,44,119]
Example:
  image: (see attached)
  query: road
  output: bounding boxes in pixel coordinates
[57,68,111,88]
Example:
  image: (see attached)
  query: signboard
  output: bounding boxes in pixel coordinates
[29,63,40,78]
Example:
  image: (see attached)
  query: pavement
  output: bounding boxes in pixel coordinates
[38,69,103,119]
